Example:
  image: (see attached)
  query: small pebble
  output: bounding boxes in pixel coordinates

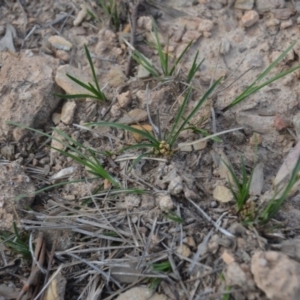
[210,201,218,208]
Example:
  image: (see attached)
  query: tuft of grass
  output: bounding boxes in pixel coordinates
[98,0,119,31]
[8,122,120,187]
[87,79,221,163]
[124,19,203,82]
[224,154,300,226]
[0,222,31,259]
[54,45,106,102]
[149,260,172,290]
[223,157,254,212]
[257,155,300,225]
[224,41,300,111]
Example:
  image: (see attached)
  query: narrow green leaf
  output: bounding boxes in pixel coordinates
[167,87,192,145]
[169,40,193,76]
[87,122,160,146]
[66,74,95,93]
[259,154,300,224]
[169,77,222,147]
[225,42,300,110]
[256,41,296,83]
[53,93,99,100]
[129,152,152,172]
[163,212,183,223]
[153,20,167,75]
[84,44,101,95]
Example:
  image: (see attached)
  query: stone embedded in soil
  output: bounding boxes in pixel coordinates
[213,185,233,203]
[117,91,132,108]
[272,8,295,20]
[116,287,167,300]
[118,109,148,125]
[274,141,300,186]
[198,19,214,32]
[280,19,293,29]
[60,101,77,125]
[220,37,231,55]
[273,115,288,131]
[55,64,93,96]
[251,251,300,300]
[249,163,264,196]
[156,194,174,212]
[52,112,61,125]
[176,244,191,257]
[279,239,300,262]
[234,0,254,10]
[0,52,60,141]
[182,30,202,43]
[236,113,274,134]
[241,10,259,27]
[256,0,285,12]
[50,123,69,158]
[106,67,127,88]
[225,261,256,290]
[137,16,152,31]
[293,112,300,139]
[0,144,15,160]
[0,162,35,231]
[168,175,183,196]
[48,35,72,51]
[55,50,70,62]
[124,195,141,209]
[111,262,142,284]
[137,64,151,79]
[73,4,90,26]
[110,104,122,118]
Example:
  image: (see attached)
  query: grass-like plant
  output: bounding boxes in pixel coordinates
[224,154,300,225]
[224,41,300,111]
[149,260,172,290]
[8,122,119,187]
[0,222,31,259]
[54,45,106,102]
[98,0,119,31]
[124,19,202,81]
[223,157,254,212]
[257,155,300,225]
[87,79,222,162]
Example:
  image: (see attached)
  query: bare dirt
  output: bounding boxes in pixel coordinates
[1,0,300,299]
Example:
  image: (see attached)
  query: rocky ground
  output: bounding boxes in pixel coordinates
[2,0,300,299]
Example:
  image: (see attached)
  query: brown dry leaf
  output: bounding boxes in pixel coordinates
[131,124,153,142]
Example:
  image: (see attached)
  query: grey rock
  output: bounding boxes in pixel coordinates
[249,163,264,196]
[0,52,60,141]
[256,0,285,13]
[234,0,254,10]
[0,162,35,231]
[118,109,148,125]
